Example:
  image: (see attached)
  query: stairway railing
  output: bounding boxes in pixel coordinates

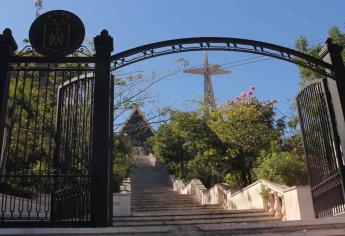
[170,176,315,221]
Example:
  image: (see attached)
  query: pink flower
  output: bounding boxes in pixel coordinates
[226,99,234,105]
[248,91,253,95]
[240,92,247,98]
[249,86,255,91]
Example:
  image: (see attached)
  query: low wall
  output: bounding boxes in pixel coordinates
[171,175,315,221]
[113,177,131,216]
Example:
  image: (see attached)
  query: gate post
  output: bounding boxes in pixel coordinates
[91,29,114,226]
[0,29,17,177]
[319,38,345,180]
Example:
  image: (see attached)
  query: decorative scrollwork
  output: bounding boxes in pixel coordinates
[16,45,37,56]
[75,46,93,57]
[110,37,334,78]
[16,45,93,58]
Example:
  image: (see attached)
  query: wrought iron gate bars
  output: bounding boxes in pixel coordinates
[52,70,95,223]
[297,79,345,218]
[0,57,95,225]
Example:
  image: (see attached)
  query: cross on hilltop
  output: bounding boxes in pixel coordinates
[183,52,230,112]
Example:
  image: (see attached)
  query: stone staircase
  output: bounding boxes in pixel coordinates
[3,155,345,235]
[113,155,278,227]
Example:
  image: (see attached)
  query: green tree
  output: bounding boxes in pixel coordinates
[208,97,278,187]
[151,110,224,187]
[295,25,345,86]
[112,135,134,192]
[254,143,308,186]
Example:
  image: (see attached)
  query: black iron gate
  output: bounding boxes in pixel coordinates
[0,26,114,226]
[0,59,95,224]
[297,78,345,218]
[52,70,96,222]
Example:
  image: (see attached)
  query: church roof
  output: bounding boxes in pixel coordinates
[118,106,154,136]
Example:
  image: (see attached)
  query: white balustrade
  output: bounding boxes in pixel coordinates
[170,175,315,221]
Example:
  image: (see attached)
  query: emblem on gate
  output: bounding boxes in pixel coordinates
[29,10,85,57]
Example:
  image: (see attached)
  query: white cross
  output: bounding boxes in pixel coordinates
[183,52,230,110]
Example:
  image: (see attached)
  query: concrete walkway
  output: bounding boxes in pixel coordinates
[1,217,345,235]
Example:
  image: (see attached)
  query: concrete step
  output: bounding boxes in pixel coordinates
[123,156,277,229]
[131,204,214,211]
[131,208,264,217]
[131,189,184,192]
[4,221,345,236]
[131,194,193,198]
[132,205,221,211]
[131,202,201,206]
[131,195,196,198]
[131,206,225,211]
[113,215,278,226]
[131,186,170,189]
[131,189,179,193]
[131,190,188,193]
[131,200,200,204]
[199,217,345,235]
[131,196,193,200]
[131,192,192,195]
[131,195,197,200]
[114,211,274,221]
[132,186,171,188]
[131,202,200,206]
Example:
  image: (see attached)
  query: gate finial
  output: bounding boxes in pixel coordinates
[34,0,43,18]
[325,38,333,44]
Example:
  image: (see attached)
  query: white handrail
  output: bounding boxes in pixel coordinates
[153,154,314,221]
[171,176,314,221]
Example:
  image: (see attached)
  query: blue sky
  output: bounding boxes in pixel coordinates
[1,0,345,127]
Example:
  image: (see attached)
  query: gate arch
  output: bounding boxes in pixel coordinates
[110,37,334,78]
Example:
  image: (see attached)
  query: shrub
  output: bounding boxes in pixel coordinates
[254,145,308,186]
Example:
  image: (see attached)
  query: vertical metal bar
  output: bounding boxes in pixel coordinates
[51,75,63,223]
[91,29,113,226]
[109,74,114,222]
[81,70,87,174]
[320,40,345,199]
[0,29,17,177]
[323,78,345,214]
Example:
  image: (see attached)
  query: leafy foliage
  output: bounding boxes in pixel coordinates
[295,25,345,86]
[151,88,283,188]
[254,143,308,186]
[208,97,278,187]
[112,135,134,192]
[151,111,224,187]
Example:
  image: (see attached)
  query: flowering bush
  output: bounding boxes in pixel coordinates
[209,87,279,187]
[225,86,277,106]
